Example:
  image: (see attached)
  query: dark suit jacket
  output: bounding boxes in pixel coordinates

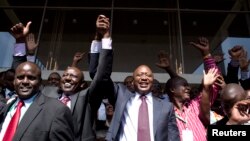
[43,49,113,141]
[88,47,179,141]
[225,62,239,84]
[0,92,74,141]
[105,84,180,141]
[239,78,250,90]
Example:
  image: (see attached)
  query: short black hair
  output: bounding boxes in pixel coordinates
[165,76,188,95]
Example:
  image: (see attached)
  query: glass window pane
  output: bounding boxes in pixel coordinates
[6,0,46,6]
[114,0,177,8]
[47,0,112,7]
[179,0,238,10]
[112,11,173,72]
[38,10,111,71]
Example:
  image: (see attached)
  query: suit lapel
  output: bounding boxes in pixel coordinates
[0,99,17,130]
[118,91,134,118]
[13,94,44,141]
[153,96,162,135]
[70,92,79,113]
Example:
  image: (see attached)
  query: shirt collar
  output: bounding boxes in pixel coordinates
[135,92,153,104]
[61,93,72,100]
[5,88,10,94]
[174,101,190,114]
[9,94,37,110]
[17,94,37,108]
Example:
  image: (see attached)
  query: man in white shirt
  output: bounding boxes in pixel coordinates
[88,15,180,141]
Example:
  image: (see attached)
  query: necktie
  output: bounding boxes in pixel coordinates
[3,100,24,141]
[60,95,70,105]
[138,95,151,141]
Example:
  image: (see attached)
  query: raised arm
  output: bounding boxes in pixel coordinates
[239,48,250,90]
[225,45,244,84]
[10,21,32,69]
[10,21,31,43]
[88,14,114,114]
[190,37,221,105]
[155,50,178,78]
[200,68,220,125]
[189,37,210,58]
[189,37,219,72]
[89,15,110,79]
[71,52,85,68]
[25,33,39,62]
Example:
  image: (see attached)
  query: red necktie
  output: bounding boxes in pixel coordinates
[138,95,151,141]
[3,100,24,141]
[60,96,70,105]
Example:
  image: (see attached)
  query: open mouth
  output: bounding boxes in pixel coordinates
[185,92,190,98]
[64,83,72,88]
[139,82,149,88]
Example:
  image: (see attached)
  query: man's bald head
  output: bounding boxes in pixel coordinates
[221,83,247,117]
[16,62,41,81]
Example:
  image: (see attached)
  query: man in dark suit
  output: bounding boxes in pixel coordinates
[0,62,74,141]
[42,15,113,141]
[104,65,180,141]
[43,60,112,141]
[88,15,180,141]
[9,15,113,141]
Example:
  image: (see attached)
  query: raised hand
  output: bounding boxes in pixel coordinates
[228,99,250,125]
[214,75,226,90]
[96,15,110,38]
[73,52,85,62]
[26,33,39,55]
[228,45,244,61]
[155,50,170,69]
[190,37,210,57]
[203,68,220,89]
[10,21,32,42]
[72,52,86,67]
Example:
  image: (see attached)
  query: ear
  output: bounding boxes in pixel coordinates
[80,83,85,88]
[170,88,175,93]
[80,81,87,90]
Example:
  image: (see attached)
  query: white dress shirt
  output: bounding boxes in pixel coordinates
[0,95,36,140]
[14,43,35,62]
[119,92,154,141]
[90,38,112,54]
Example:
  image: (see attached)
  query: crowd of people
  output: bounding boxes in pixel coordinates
[0,14,249,141]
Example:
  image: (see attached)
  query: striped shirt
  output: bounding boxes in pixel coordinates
[175,96,207,141]
[175,56,220,141]
[203,56,221,106]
